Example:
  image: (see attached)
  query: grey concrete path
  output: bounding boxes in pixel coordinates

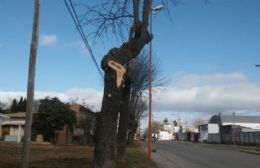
[142,141,260,168]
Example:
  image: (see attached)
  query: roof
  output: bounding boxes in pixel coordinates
[0,113,9,120]
[8,112,26,118]
[209,115,260,124]
[1,120,25,126]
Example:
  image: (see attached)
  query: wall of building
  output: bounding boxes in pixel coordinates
[208,124,219,134]
[159,131,173,140]
[208,133,221,143]
[199,129,208,142]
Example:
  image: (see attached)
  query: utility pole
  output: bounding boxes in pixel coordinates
[21,0,40,168]
[148,4,164,160]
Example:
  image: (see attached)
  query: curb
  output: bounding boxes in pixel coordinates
[240,150,260,156]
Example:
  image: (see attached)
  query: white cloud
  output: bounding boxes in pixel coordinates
[139,73,260,129]
[40,34,58,46]
[153,73,260,114]
[1,73,260,126]
[0,88,103,112]
[172,72,248,87]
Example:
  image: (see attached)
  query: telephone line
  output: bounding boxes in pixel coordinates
[64,0,103,78]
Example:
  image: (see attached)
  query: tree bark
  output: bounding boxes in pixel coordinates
[93,68,123,168]
[93,6,152,166]
[117,77,131,161]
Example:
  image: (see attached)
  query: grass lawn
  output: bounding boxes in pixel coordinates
[0,142,157,168]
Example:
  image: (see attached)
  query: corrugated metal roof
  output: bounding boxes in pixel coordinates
[209,115,260,124]
[1,120,25,125]
[8,112,26,118]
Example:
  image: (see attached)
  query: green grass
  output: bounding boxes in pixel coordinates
[118,144,158,168]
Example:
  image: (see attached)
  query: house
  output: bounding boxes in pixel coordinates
[0,113,10,139]
[1,112,26,143]
[158,123,174,140]
[199,114,260,144]
[55,104,98,145]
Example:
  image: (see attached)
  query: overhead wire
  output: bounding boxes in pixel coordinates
[64,0,104,78]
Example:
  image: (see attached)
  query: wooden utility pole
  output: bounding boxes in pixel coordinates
[21,0,40,168]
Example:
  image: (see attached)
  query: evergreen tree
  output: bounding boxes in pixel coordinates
[18,97,24,111]
[0,102,4,113]
[32,97,77,141]
[10,99,18,113]
[23,99,27,112]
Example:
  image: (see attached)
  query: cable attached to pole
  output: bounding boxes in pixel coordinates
[64,0,103,78]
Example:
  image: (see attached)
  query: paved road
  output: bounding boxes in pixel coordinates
[142,141,260,168]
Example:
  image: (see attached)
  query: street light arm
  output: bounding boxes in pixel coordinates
[152,5,164,12]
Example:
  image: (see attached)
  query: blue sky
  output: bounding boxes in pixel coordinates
[1,0,260,124]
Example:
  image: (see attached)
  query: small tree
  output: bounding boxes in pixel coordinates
[0,102,5,113]
[192,118,207,128]
[126,50,163,145]
[18,97,26,111]
[32,97,77,142]
[10,99,18,113]
[163,118,168,124]
[143,121,162,138]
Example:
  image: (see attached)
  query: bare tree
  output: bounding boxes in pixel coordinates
[127,50,163,144]
[143,121,162,138]
[116,49,163,160]
[192,118,207,128]
[72,0,175,167]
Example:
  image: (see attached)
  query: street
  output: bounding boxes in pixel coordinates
[142,141,260,168]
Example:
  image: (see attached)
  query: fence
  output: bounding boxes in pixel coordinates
[221,131,260,145]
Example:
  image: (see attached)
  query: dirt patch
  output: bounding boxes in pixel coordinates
[0,142,157,168]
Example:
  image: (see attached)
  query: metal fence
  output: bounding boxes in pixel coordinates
[221,132,260,145]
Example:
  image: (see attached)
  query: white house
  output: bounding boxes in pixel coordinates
[158,123,174,140]
[199,114,260,143]
[1,120,25,143]
[1,112,26,143]
[0,113,10,139]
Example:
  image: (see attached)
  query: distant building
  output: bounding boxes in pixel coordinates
[1,112,26,143]
[198,124,208,142]
[158,123,174,140]
[0,113,9,139]
[55,104,99,145]
[199,114,260,144]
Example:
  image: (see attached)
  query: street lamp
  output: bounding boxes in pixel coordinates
[148,4,164,160]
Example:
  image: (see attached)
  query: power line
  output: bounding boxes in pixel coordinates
[64,0,103,78]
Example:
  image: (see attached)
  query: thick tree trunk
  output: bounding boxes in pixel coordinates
[117,78,131,161]
[93,70,123,168]
[93,23,151,168]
